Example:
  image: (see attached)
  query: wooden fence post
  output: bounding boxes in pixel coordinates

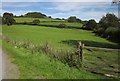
[80,43,84,62]
[78,42,84,67]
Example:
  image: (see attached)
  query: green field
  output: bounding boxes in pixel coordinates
[2,25,119,79]
[15,17,83,28]
[40,22,83,28]
[2,25,118,49]
[3,40,103,79]
[14,17,62,22]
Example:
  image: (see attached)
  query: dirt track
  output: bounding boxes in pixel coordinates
[0,32,20,79]
[0,48,2,80]
[0,47,20,79]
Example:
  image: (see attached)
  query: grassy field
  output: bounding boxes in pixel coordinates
[14,17,62,22]
[14,17,83,28]
[2,25,119,79]
[2,25,119,50]
[3,40,103,79]
[40,22,83,28]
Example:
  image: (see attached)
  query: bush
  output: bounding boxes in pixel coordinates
[85,19,97,30]
[67,16,81,23]
[93,24,100,33]
[25,12,47,18]
[95,28,105,36]
[2,12,16,26]
[32,19,40,25]
[58,24,67,28]
[105,27,117,35]
[23,21,27,24]
[105,27,120,42]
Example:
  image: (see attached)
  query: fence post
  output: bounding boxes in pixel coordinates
[78,42,84,67]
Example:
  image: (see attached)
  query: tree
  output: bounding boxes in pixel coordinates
[2,12,16,26]
[85,19,97,30]
[55,18,61,20]
[99,13,119,29]
[94,13,120,42]
[25,12,47,18]
[67,16,81,23]
[48,16,52,18]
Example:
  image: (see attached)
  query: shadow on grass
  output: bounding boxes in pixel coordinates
[60,40,120,49]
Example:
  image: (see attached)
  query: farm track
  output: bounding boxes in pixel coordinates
[0,48,2,80]
[0,33,20,79]
[2,48,20,79]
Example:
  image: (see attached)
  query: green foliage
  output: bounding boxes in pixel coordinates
[58,24,67,28]
[67,16,81,23]
[32,19,40,25]
[99,13,119,28]
[55,18,61,20]
[48,16,52,18]
[25,12,47,18]
[105,27,117,36]
[94,13,119,42]
[105,27,120,42]
[2,12,16,26]
[96,28,105,36]
[85,19,97,30]
[3,40,101,79]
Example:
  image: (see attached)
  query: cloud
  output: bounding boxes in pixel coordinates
[1,2,118,22]
[51,10,117,22]
[51,11,105,22]
[1,10,35,16]
[53,3,82,12]
[52,2,110,12]
[0,3,2,13]
[50,2,118,22]
[2,0,112,2]
[2,2,38,8]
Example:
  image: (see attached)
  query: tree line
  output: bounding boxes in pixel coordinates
[83,13,120,43]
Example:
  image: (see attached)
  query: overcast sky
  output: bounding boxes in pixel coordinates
[1,2,118,22]
[1,0,114,2]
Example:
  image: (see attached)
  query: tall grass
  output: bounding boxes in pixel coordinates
[3,36,84,68]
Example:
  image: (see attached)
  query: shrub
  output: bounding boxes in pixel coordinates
[23,21,27,24]
[25,12,47,18]
[67,16,81,23]
[32,19,40,25]
[2,12,16,26]
[105,27,117,35]
[58,24,67,28]
[95,28,105,36]
[85,19,97,30]
[105,27,120,42]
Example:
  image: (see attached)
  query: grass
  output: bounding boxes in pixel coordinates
[40,22,83,28]
[2,25,119,79]
[2,25,119,50]
[14,17,62,22]
[84,50,118,78]
[14,17,83,28]
[2,40,102,79]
